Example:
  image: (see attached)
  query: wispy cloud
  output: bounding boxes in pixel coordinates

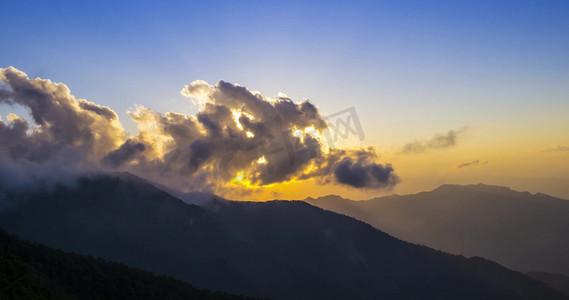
[457,160,488,169]
[541,144,569,152]
[400,127,468,154]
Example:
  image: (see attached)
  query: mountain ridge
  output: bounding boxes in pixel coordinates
[1,173,567,299]
[305,183,569,276]
[308,183,568,203]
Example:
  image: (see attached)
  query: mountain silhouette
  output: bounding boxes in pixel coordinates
[0,228,260,300]
[0,175,566,299]
[306,184,569,276]
[527,272,569,296]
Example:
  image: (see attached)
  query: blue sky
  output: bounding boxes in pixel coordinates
[2,0,569,198]
[3,1,567,129]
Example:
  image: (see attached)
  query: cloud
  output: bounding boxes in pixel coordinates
[299,147,399,189]
[0,67,125,162]
[333,153,399,189]
[542,144,569,152]
[400,141,427,154]
[0,67,126,205]
[456,160,488,169]
[102,139,146,168]
[0,67,399,201]
[400,127,468,154]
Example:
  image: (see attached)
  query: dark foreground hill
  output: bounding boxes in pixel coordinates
[0,174,566,300]
[306,184,569,276]
[527,272,569,296]
[0,228,258,300]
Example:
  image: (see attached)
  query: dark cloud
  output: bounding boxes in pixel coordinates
[0,67,125,162]
[457,160,488,169]
[298,147,399,190]
[0,114,31,160]
[400,127,468,154]
[0,67,399,200]
[334,155,399,189]
[127,79,335,190]
[102,139,146,168]
[0,67,125,204]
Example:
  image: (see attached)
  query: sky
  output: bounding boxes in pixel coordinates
[1,0,569,200]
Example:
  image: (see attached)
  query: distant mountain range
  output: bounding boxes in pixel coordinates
[305,184,569,277]
[0,174,567,299]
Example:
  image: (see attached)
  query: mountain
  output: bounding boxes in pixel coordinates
[305,184,569,276]
[0,228,258,300]
[0,175,567,299]
[527,272,569,296]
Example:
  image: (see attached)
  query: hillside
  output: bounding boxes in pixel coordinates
[527,272,569,296]
[0,228,258,300]
[306,184,569,276]
[0,174,567,299]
